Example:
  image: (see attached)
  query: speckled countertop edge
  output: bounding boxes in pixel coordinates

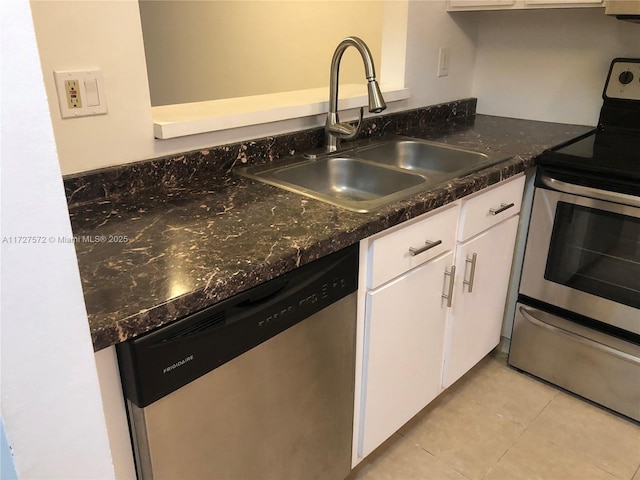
[66,107,593,351]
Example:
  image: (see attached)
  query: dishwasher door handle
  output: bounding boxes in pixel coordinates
[238,279,289,306]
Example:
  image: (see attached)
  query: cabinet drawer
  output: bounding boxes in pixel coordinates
[367,204,459,289]
[458,175,525,241]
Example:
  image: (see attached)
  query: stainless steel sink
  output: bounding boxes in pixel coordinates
[237,137,509,213]
[351,138,505,177]
[238,156,429,213]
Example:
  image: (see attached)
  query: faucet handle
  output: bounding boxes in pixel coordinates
[326,107,363,140]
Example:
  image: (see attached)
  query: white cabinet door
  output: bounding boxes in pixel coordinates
[359,252,453,459]
[443,215,519,388]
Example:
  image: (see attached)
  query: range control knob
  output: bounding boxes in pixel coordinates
[618,70,634,85]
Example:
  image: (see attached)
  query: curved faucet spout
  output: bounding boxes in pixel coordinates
[326,36,387,153]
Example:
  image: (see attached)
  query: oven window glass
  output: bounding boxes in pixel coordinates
[545,202,640,309]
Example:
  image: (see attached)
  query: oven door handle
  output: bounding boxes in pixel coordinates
[519,306,640,366]
[539,175,640,208]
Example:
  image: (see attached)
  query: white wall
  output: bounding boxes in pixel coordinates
[471,7,640,125]
[0,1,115,477]
[141,1,384,105]
[31,0,479,175]
[405,1,479,109]
[94,347,137,479]
[30,0,156,175]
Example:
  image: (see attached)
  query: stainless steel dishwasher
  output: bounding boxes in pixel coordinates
[117,244,358,480]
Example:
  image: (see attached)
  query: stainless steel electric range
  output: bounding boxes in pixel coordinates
[509,58,640,422]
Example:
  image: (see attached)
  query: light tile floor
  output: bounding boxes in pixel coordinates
[348,350,640,480]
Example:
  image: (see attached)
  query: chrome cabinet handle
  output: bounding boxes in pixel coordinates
[442,266,456,308]
[463,253,477,293]
[409,239,442,256]
[489,202,515,215]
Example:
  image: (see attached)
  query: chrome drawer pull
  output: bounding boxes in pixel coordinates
[409,239,442,256]
[442,266,456,308]
[463,253,477,293]
[489,202,515,215]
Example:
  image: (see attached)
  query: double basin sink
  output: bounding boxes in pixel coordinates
[237,137,509,213]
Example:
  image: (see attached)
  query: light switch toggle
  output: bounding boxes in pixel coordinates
[54,70,107,118]
[84,79,100,107]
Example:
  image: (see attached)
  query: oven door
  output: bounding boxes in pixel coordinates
[520,174,640,335]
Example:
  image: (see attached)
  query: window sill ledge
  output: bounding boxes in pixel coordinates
[151,84,410,140]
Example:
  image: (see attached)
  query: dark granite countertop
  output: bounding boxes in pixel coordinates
[67,108,592,351]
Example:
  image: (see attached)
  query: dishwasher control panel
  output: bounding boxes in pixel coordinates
[259,276,349,328]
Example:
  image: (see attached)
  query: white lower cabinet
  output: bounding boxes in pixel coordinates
[353,174,525,467]
[442,215,519,387]
[359,251,453,458]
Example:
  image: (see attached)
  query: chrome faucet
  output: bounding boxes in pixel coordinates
[325,37,386,153]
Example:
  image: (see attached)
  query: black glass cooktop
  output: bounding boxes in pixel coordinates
[540,129,640,183]
[539,58,640,191]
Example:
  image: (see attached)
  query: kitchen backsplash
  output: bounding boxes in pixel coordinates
[63,98,477,207]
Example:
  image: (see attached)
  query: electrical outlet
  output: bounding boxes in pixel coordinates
[64,80,82,109]
[438,47,450,77]
[54,70,107,118]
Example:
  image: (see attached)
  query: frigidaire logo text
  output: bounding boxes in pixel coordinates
[163,355,194,374]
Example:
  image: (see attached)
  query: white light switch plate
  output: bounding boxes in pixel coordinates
[54,70,107,118]
[437,47,450,77]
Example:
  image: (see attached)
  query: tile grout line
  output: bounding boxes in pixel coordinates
[411,384,529,480]
[522,391,639,480]
[436,359,539,480]
[538,392,640,480]
[412,440,474,480]
[590,463,628,480]
[478,383,560,480]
